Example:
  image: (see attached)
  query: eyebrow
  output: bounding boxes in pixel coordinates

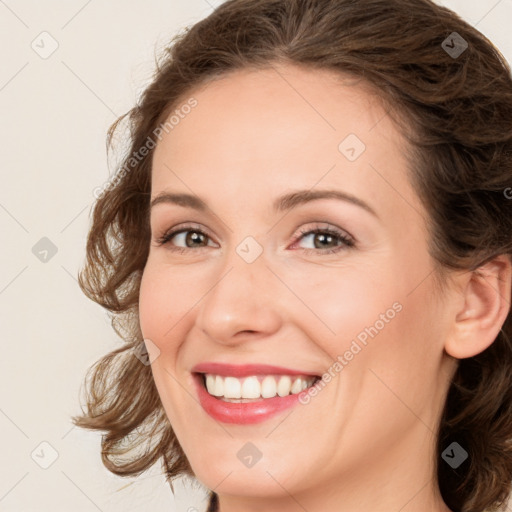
[150,189,378,218]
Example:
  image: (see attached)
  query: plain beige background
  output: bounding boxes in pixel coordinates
[0,1,511,511]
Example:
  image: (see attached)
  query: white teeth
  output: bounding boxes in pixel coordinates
[206,374,216,395]
[261,375,277,398]
[224,376,242,398]
[291,378,303,394]
[277,375,292,397]
[214,375,224,396]
[241,376,261,399]
[203,374,317,400]
[205,375,225,396]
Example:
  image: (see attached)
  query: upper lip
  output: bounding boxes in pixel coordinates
[192,362,321,378]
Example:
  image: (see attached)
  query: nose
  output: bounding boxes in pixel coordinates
[194,250,283,346]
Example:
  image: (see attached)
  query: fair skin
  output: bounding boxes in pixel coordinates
[138,63,511,512]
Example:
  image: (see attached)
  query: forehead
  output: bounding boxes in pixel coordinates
[150,63,422,223]
[153,64,396,160]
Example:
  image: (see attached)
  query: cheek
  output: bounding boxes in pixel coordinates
[138,266,163,341]
[138,263,198,425]
[334,274,446,418]
[138,261,198,345]
[277,260,401,357]
[285,256,442,383]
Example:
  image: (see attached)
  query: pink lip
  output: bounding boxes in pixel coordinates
[191,363,320,425]
[191,362,320,378]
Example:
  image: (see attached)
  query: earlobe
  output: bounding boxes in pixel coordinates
[445,255,512,359]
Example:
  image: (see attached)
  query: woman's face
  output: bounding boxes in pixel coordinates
[139,64,456,508]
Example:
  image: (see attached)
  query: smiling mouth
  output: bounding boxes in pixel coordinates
[196,372,321,402]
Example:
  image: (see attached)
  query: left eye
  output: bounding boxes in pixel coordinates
[292,227,354,254]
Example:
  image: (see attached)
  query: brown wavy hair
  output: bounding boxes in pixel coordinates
[72,1,512,511]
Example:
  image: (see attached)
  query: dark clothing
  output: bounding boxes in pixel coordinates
[207,492,219,512]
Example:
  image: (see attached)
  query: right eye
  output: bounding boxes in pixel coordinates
[155,224,217,253]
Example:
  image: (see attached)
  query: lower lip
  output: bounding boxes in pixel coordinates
[193,373,305,425]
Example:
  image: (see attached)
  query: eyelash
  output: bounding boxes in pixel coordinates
[295,225,355,253]
[155,223,355,255]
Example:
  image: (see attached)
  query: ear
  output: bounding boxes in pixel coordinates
[445,254,512,359]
